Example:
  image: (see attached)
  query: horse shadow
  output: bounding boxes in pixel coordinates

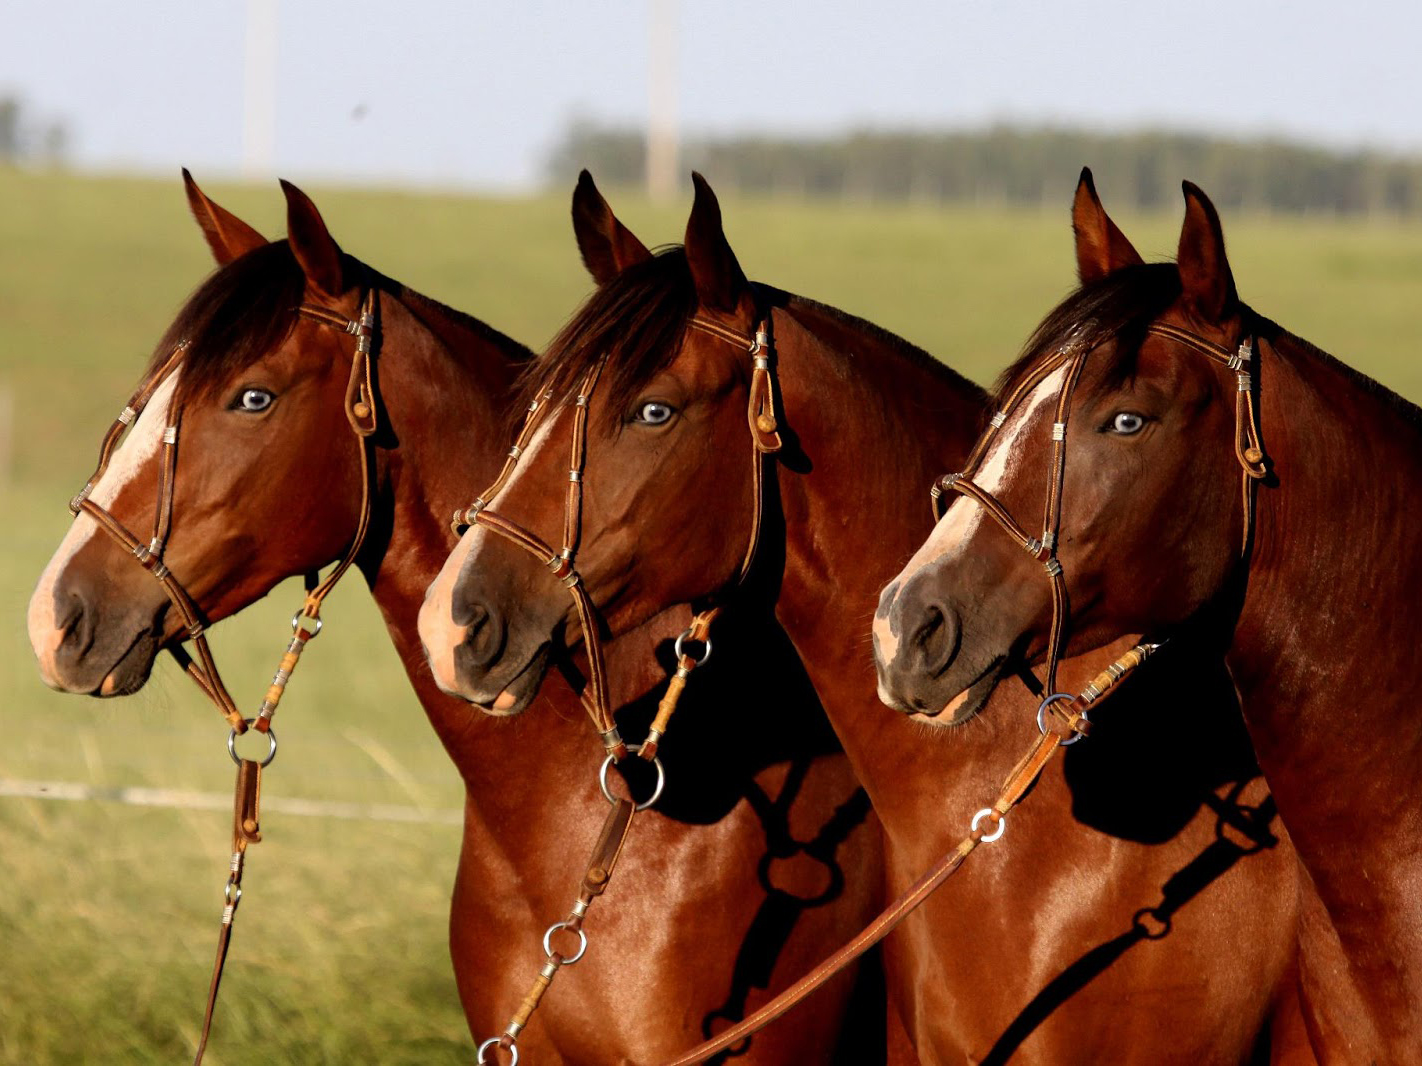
[983,635,1282,1065]
[562,604,884,1063]
[563,611,1278,1061]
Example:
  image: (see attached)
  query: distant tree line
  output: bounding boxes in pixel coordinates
[546,120,1422,217]
[0,95,68,165]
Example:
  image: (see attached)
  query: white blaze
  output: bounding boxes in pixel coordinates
[28,372,180,682]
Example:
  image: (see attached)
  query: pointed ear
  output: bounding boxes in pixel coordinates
[572,170,651,284]
[1176,181,1237,322]
[183,168,266,264]
[280,179,346,297]
[1072,167,1143,283]
[684,172,749,313]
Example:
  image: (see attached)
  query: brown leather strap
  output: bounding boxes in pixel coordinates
[660,835,983,1066]
[658,639,1159,1065]
[194,759,262,1064]
[640,608,719,760]
[192,920,233,1064]
[581,797,636,900]
[1145,323,1267,553]
[659,734,1066,1066]
[456,366,629,758]
[478,798,639,1062]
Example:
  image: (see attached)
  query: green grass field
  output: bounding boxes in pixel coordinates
[2,168,1419,1063]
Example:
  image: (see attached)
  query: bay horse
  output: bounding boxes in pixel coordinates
[25,174,888,1063]
[420,171,1309,1062]
[873,168,1422,1061]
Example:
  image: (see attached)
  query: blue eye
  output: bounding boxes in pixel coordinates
[1108,412,1146,435]
[235,387,275,413]
[634,401,675,425]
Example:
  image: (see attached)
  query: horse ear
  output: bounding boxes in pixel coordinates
[572,170,651,284]
[183,168,266,264]
[280,178,346,297]
[1072,167,1143,284]
[1176,181,1238,322]
[684,172,749,313]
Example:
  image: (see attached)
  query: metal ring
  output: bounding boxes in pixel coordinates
[673,629,713,665]
[1035,692,1085,746]
[291,612,323,637]
[599,743,666,811]
[971,807,1006,842]
[542,921,589,965]
[228,720,278,768]
[476,1038,518,1066]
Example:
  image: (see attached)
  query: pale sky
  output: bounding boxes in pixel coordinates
[6,0,1420,191]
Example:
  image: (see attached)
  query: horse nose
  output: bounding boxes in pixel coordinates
[30,574,98,690]
[451,596,506,676]
[874,574,961,710]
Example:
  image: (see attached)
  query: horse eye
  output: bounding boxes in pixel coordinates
[633,401,676,426]
[1108,411,1146,435]
[233,387,275,413]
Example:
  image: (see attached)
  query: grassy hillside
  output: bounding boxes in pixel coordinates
[2,168,1418,1062]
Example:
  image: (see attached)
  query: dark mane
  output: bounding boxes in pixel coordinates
[515,245,698,421]
[148,241,309,404]
[517,245,988,431]
[993,263,1182,403]
[145,243,531,408]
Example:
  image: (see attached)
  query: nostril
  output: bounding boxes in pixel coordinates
[453,600,506,674]
[911,603,960,679]
[451,589,484,628]
[56,593,93,659]
[453,598,487,629]
[56,594,81,634]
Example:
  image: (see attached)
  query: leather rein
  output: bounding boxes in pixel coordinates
[64,288,380,1064]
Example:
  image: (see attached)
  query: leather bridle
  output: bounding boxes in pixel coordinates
[68,289,379,736]
[449,310,783,762]
[63,287,381,1064]
[447,309,781,1065]
[928,317,1267,734]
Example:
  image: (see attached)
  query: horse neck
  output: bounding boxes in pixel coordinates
[1229,325,1422,885]
[766,299,988,797]
[352,287,592,795]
